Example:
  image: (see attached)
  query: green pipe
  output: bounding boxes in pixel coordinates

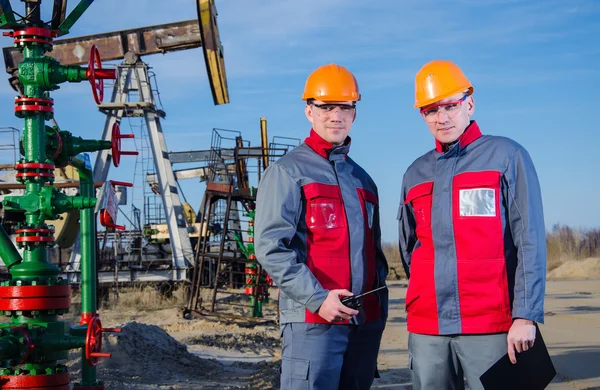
[231,232,249,258]
[70,156,96,315]
[41,335,86,350]
[70,155,98,386]
[71,139,112,156]
[14,99,54,280]
[0,224,22,269]
[4,2,104,386]
[50,193,97,213]
[15,40,52,279]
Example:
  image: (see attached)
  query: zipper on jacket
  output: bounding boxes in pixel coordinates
[448,151,461,321]
[330,159,353,293]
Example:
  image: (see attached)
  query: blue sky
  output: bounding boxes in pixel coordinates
[0,0,598,243]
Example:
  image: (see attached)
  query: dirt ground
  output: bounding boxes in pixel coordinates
[63,277,600,390]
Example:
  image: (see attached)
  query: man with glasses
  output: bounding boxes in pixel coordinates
[397,60,546,389]
[255,63,388,389]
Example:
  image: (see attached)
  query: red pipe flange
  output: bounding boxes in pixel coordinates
[0,371,70,389]
[14,162,55,182]
[15,172,54,180]
[0,285,71,311]
[3,27,57,46]
[15,227,55,244]
[14,97,54,116]
[14,163,56,170]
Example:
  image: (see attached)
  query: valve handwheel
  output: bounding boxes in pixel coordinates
[85,316,104,366]
[9,326,33,364]
[85,316,121,366]
[111,122,138,168]
[86,45,116,105]
[87,45,104,104]
[111,122,122,168]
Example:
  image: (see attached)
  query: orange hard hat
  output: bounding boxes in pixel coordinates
[302,64,361,102]
[414,60,473,108]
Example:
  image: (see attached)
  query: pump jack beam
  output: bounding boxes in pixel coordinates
[3,0,229,105]
[3,20,201,67]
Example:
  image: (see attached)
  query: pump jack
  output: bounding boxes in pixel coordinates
[3,0,230,285]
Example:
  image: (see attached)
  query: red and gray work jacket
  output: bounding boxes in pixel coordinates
[255,130,388,325]
[398,121,546,335]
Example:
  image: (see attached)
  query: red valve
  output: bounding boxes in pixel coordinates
[85,316,122,366]
[8,326,33,364]
[99,179,133,231]
[111,122,138,168]
[110,180,134,187]
[86,45,116,105]
[99,209,125,231]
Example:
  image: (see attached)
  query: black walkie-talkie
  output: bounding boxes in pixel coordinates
[340,286,387,310]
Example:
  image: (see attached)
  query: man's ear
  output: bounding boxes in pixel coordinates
[467,96,475,116]
[305,103,314,123]
[352,109,357,123]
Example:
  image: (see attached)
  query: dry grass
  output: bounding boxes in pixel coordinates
[382,224,600,275]
[382,242,408,280]
[546,224,600,271]
[99,283,189,311]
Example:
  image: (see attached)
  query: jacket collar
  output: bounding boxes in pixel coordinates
[304,129,351,159]
[436,120,482,153]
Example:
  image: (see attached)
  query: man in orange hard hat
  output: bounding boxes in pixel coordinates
[397,60,547,389]
[255,64,388,389]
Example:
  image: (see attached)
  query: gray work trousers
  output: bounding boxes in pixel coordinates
[409,332,508,390]
[281,318,385,390]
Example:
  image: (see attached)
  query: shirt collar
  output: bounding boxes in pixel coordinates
[435,120,482,153]
[304,129,351,159]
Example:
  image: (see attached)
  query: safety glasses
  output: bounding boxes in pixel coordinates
[310,103,356,118]
[420,95,468,123]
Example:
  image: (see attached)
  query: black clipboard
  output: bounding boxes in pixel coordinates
[480,325,556,390]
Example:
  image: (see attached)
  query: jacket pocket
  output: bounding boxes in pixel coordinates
[282,357,310,390]
[404,260,437,322]
[405,182,434,232]
[303,183,346,230]
[452,171,504,261]
[303,183,348,256]
[454,171,501,218]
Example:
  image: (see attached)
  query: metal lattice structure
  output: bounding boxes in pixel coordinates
[39,0,231,287]
[184,123,300,319]
[0,127,20,166]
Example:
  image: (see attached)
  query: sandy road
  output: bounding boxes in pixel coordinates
[373,280,600,390]
[78,279,599,389]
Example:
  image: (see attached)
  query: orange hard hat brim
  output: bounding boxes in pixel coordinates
[415,86,474,108]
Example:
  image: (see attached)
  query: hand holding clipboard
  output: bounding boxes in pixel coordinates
[480,324,556,390]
